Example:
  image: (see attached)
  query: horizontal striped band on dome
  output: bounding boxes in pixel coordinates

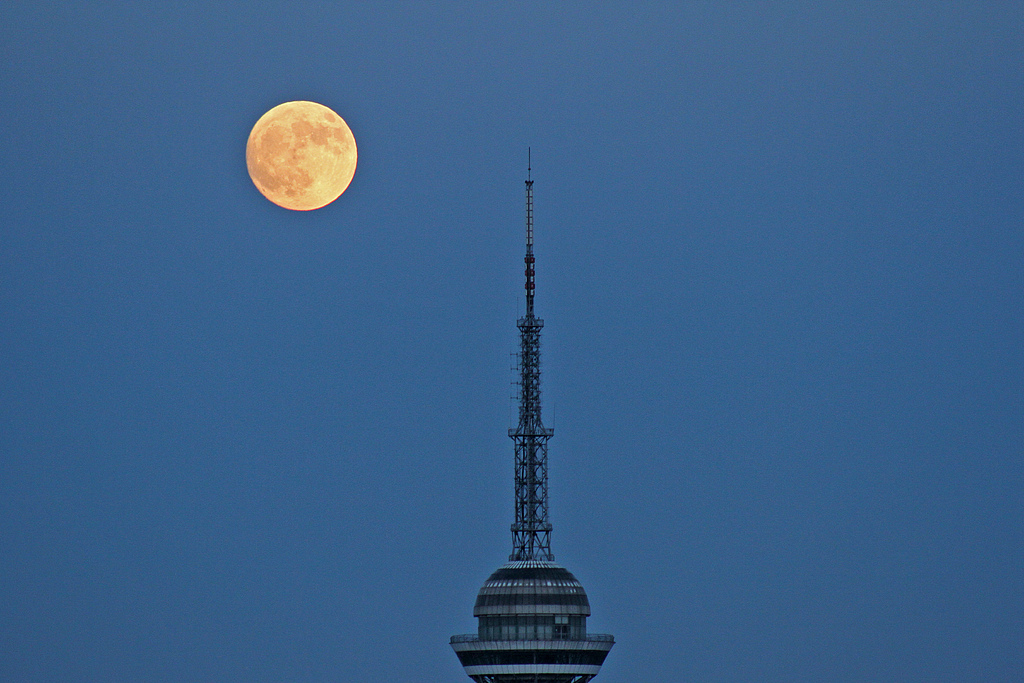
[474,562,591,615]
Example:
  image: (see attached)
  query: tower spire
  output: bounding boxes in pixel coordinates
[450,161,614,683]
[510,156,554,562]
[524,149,535,318]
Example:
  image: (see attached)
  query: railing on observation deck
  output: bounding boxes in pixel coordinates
[450,633,614,644]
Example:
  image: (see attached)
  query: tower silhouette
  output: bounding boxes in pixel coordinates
[450,161,614,683]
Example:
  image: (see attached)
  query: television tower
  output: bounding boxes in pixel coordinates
[451,159,614,683]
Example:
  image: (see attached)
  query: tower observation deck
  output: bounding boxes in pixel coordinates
[451,162,614,683]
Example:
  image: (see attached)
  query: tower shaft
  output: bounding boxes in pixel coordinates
[510,171,554,562]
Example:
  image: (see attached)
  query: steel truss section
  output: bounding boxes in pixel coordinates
[508,172,555,563]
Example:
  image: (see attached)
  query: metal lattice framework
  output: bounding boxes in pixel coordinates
[509,159,555,562]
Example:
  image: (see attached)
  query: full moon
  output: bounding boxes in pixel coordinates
[246,101,357,211]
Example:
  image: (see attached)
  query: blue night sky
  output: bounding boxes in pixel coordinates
[1,3,1021,682]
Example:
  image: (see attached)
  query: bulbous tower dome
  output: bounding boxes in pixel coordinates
[452,560,613,682]
[475,561,591,636]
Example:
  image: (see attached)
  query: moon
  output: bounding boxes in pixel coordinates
[246,101,357,211]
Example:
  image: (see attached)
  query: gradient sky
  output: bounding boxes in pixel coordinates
[1,3,1021,682]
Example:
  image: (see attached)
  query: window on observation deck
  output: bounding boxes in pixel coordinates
[553,614,569,639]
[477,615,587,641]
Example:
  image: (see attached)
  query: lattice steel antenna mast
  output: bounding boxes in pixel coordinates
[509,151,555,562]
